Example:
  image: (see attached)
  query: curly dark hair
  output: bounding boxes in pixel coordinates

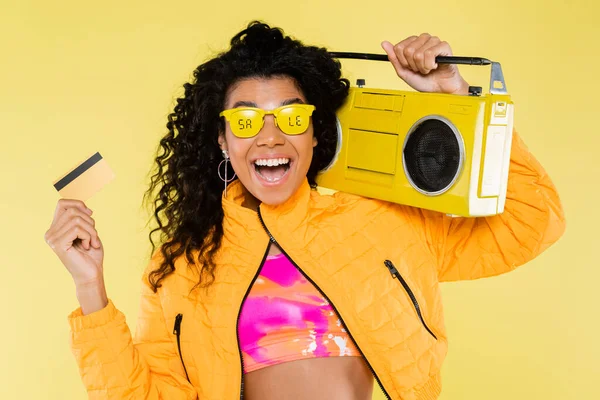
[143,21,350,293]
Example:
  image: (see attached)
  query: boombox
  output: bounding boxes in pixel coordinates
[316,53,514,217]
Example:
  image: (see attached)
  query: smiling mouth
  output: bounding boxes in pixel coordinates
[253,158,291,183]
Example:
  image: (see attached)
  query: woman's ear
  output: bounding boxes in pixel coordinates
[218,133,227,151]
[312,136,318,147]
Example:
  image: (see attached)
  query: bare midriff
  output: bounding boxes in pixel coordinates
[244,356,374,400]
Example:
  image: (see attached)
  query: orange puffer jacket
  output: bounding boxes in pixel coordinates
[68,131,565,400]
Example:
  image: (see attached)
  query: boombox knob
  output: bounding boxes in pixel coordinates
[468,86,482,96]
[356,79,366,88]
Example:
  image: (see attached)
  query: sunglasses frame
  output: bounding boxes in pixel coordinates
[219,104,316,138]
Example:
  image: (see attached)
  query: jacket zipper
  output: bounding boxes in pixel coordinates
[256,206,392,400]
[383,260,437,340]
[235,245,271,399]
[173,313,192,383]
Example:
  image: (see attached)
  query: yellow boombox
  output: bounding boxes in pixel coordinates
[316,53,514,217]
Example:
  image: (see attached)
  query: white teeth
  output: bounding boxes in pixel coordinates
[254,158,290,167]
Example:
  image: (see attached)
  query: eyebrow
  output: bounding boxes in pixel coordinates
[231,97,305,109]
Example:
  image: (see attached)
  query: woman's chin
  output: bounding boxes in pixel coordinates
[247,173,299,208]
[235,163,308,208]
[252,187,295,207]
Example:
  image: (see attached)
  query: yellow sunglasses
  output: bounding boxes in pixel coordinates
[219,104,316,138]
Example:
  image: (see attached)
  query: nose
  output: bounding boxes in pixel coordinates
[255,114,285,147]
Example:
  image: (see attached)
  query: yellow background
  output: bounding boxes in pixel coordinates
[1,0,597,398]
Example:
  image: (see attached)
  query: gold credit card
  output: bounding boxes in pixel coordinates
[53,152,115,201]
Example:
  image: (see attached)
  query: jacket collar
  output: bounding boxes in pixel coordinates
[221,178,313,243]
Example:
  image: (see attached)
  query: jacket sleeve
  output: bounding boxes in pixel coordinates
[408,129,566,282]
[68,253,197,399]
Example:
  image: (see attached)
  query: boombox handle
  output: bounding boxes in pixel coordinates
[328,52,508,95]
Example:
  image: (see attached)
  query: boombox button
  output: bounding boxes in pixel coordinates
[493,102,507,117]
[468,86,482,96]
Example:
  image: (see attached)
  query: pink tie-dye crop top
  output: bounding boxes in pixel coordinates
[238,252,360,373]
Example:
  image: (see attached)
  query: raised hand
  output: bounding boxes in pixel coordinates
[381,33,469,95]
[44,199,104,286]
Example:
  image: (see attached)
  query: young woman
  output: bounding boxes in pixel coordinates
[45,21,565,400]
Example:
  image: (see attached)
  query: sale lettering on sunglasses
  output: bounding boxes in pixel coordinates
[220,104,316,138]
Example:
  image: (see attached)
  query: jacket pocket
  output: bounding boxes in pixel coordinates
[384,260,437,340]
[173,313,192,383]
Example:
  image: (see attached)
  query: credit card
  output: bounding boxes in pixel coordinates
[53,152,115,201]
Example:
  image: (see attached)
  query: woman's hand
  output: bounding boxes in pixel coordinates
[44,199,104,287]
[381,33,469,95]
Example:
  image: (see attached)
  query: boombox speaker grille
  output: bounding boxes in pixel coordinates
[403,118,462,195]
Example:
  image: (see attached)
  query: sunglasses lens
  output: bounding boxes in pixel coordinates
[230,109,262,137]
[277,106,311,135]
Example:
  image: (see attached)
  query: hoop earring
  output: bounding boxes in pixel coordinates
[218,149,236,195]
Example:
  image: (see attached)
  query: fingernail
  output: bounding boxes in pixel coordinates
[86,208,93,215]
